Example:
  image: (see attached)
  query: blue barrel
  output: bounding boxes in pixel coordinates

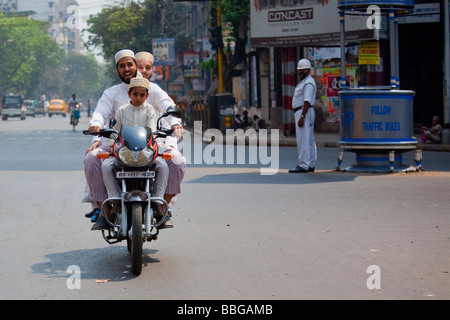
[338,88,418,172]
[339,88,416,149]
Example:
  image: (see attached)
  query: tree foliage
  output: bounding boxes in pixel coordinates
[0,14,102,102]
[0,14,63,97]
[85,0,190,79]
[84,0,251,95]
[62,53,101,100]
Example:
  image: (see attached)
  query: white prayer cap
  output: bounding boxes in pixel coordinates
[135,51,154,63]
[114,49,135,65]
[129,74,150,90]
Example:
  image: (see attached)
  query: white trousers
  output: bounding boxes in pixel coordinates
[294,108,317,170]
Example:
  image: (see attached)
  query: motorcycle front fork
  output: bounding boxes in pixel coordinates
[119,178,168,239]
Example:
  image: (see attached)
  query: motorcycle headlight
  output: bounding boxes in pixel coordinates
[118,146,155,167]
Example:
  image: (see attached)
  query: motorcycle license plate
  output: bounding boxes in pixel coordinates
[116,171,155,179]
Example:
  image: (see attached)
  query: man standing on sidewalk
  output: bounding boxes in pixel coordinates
[289,58,317,173]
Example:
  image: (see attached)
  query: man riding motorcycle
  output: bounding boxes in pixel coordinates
[69,93,80,125]
[84,49,172,229]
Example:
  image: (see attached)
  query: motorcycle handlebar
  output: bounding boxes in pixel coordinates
[153,128,174,138]
[82,128,118,138]
[83,128,174,139]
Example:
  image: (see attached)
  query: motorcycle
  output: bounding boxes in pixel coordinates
[70,105,80,131]
[83,107,181,275]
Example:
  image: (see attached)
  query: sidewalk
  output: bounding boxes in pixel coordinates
[188,126,450,152]
[281,132,450,152]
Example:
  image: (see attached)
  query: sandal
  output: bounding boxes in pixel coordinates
[85,208,100,218]
[90,209,100,222]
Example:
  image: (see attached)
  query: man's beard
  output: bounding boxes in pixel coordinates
[298,72,308,81]
[120,70,137,84]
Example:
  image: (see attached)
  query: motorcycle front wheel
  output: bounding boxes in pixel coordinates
[130,203,143,275]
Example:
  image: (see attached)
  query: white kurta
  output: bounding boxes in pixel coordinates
[114,102,157,131]
[90,81,180,147]
[101,101,168,199]
[86,80,184,204]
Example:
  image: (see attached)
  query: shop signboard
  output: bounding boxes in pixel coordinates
[397,3,439,24]
[250,0,376,47]
[183,52,201,78]
[358,41,379,65]
[152,38,176,66]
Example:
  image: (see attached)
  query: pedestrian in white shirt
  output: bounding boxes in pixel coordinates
[289,58,317,173]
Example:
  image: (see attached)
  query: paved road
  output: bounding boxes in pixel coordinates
[1,115,449,301]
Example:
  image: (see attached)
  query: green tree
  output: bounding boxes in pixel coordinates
[210,0,250,92]
[202,0,249,94]
[0,14,64,97]
[62,53,101,102]
[85,0,190,79]
[219,0,249,92]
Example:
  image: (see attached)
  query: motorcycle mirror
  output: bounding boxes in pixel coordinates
[163,106,182,118]
[109,117,117,128]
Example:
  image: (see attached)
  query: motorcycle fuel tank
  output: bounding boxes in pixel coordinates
[120,126,150,151]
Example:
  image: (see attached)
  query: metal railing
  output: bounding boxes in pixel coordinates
[177,96,210,130]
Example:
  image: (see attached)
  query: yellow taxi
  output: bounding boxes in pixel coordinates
[48,99,68,117]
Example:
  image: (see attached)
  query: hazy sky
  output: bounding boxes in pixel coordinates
[74,0,144,62]
[75,0,116,62]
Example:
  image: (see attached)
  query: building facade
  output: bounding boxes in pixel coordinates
[1,0,81,54]
[249,0,448,133]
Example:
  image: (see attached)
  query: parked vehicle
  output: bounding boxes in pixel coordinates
[82,107,181,275]
[24,100,37,117]
[48,99,68,117]
[1,95,26,121]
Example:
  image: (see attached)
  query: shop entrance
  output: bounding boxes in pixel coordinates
[398,17,443,126]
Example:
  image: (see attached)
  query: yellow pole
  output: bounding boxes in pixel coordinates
[217,7,224,93]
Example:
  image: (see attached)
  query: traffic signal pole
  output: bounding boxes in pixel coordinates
[216,7,224,93]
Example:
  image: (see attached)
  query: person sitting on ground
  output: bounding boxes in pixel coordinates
[253,114,267,130]
[242,111,253,129]
[234,114,243,129]
[421,116,443,144]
